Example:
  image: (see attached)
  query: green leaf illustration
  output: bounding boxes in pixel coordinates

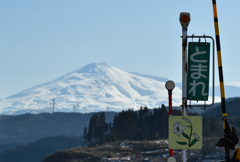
[176,141,188,145]
[190,139,197,147]
[182,132,189,139]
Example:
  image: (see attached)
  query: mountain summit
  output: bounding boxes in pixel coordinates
[0,63,182,115]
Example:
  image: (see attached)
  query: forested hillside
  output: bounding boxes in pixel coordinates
[0,112,115,144]
[1,98,240,162]
[203,97,240,118]
[0,136,85,162]
[84,105,224,145]
[202,97,240,135]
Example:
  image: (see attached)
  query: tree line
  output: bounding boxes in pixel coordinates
[84,105,224,144]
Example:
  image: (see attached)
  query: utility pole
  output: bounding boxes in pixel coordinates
[179,12,191,162]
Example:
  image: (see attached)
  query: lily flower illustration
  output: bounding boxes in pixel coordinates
[193,132,199,141]
[182,117,191,123]
[173,122,188,136]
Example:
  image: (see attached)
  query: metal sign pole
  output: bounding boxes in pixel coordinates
[182,26,187,162]
[165,81,175,157]
[179,12,190,162]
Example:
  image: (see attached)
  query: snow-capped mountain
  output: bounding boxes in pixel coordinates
[0,63,183,115]
[0,63,239,115]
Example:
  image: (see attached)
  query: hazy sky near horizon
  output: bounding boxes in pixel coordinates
[1,1,240,99]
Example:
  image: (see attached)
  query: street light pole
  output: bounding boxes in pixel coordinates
[165,80,175,157]
[179,12,190,162]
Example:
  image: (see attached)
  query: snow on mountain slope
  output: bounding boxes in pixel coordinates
[0,63,182,115]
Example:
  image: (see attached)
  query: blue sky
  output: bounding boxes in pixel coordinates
[1,0,240,99]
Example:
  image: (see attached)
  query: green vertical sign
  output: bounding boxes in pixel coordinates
[187,42,210,101]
